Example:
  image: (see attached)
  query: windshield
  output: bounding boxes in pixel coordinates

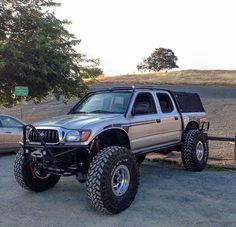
[70,92,132,114]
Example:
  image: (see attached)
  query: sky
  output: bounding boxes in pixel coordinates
[54,0,236,75]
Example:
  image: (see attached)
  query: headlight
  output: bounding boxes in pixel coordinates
[65,130,91,142]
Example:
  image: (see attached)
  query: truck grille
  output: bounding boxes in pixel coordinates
[28,129,59,143]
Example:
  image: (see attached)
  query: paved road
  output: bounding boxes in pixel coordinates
[1,154,236,227]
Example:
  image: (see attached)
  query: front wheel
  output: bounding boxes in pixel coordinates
[181,130,208,171]
[14,148,60,192]
[87,146,140,214]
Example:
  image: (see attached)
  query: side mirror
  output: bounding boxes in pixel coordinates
[133,103,149,115]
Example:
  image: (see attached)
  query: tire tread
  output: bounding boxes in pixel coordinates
[86,146,139,213]
[181,129,208,171]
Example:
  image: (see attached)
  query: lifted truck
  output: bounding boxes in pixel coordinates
[14,86,210,214]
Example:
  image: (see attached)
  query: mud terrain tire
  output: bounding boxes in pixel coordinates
[87,146,139,214]
[181,129,208,171]
[14,148,60,192]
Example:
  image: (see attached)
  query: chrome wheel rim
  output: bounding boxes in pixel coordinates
[111,165,130,196]
[196,141,204,161]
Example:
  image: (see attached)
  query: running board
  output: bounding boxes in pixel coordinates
[133,142,182,155]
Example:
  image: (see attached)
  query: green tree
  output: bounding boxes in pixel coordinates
[137,48,178,72]
[82,59,103,78]
[0,0,101,107]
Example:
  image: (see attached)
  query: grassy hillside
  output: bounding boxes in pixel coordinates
[98,70,236,87]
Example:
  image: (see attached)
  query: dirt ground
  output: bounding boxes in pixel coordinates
[1,154,236,227]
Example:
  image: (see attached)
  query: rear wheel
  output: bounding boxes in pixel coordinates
[14,148,60,192]
[181,130,208,171]
[87,146,139,214]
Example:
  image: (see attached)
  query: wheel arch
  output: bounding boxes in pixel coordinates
[185,121,200,131]
[91,128,131,150]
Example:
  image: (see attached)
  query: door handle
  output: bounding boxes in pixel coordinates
[4,131,12,134]
[156,119,161,123]
[174,116,179,120]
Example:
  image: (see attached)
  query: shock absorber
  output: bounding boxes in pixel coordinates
[95,137,100,152]
[76,162,87,183]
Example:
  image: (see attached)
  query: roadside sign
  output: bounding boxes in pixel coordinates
[15,86,29,97]
[15,86,29,121]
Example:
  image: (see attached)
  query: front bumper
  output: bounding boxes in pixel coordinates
[22,124,89,160]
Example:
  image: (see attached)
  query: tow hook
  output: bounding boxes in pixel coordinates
[31,150,44,158]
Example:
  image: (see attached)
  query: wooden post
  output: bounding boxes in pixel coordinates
[20,95,23,120]
[234,133,236,162]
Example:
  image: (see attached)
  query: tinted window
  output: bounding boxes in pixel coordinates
[173,92,205,113]
[156,93,174,113]
[0,116,23,128]
[133,92,156,115]
[71,92,132,114]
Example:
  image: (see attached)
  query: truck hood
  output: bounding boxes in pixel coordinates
[33,113,122,129]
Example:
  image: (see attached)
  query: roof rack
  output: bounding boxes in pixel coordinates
[111,85,157,90]
[90,85,169,92]
[110,86,134,90]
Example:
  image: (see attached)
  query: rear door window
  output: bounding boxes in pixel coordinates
[156,93,174,113]
[133,92,157,115]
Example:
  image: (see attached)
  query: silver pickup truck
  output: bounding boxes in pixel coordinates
[14,86,209,214]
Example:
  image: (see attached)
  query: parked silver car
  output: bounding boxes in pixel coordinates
[0,114,25,153]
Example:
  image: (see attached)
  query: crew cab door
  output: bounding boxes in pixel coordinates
[128,91,161,150]
[155,91,182,144]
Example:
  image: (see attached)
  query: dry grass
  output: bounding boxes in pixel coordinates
[99,70,236,87]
